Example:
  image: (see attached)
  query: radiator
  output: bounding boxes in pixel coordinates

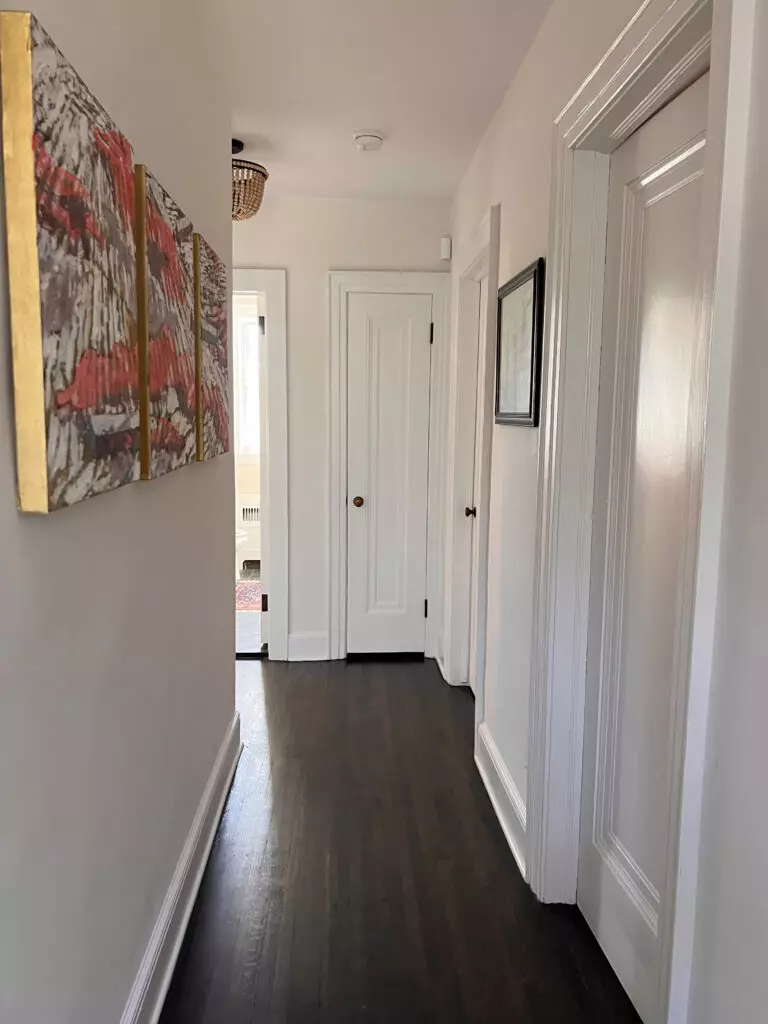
[236,492,261,570]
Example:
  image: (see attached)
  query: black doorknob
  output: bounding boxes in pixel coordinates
[465,505,477,518]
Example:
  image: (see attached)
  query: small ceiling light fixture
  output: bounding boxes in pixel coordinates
[231,139,269,222]
[353,132,384,152]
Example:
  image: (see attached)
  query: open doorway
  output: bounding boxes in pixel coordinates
[233,292,264,655]
[232,269,288,660]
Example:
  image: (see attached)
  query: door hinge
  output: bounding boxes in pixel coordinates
[424,599,428,618]
[429,322,434,345]
[261,593,268,612]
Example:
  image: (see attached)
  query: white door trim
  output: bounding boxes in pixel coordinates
[528,0,748,1018]
[329,271,450,661]
[442,208,500,710]
[233,268,289,661]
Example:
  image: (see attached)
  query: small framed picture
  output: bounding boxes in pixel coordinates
[495,258,545,426]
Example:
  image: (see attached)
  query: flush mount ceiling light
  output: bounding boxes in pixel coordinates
[231,139,269,222]
[353,132,384,152]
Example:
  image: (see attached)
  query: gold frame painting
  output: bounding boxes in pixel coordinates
[134,163,197,479]
[193,232,230,461]
[1,12,141,512]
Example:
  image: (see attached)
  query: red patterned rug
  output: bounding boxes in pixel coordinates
[236,580,262,612]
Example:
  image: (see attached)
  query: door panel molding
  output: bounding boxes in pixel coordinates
[526,0,750,1019]
[346,291,431,652]
[591,142,706,946]
[329,271,449,661]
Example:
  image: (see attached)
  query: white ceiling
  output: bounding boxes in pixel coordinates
[226,0,552,199]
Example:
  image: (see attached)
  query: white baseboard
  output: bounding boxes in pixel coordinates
[120,713,243,1024]
[288,630,330,661]
[475,721,527,879]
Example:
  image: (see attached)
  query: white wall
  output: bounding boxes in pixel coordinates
[450,0,642,810]
[690,2,768,1019]
[0,3,234,1022]
[234,195,449,644]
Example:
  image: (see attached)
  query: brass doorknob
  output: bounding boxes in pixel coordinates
[352,496,365,508]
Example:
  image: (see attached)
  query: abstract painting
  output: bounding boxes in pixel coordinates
[194,233,230,461]
[135,166,196,478]
[0,13,140,512]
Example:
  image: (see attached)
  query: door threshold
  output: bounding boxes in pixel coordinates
[236,643,268,661]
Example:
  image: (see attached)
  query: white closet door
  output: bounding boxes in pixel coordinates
[579,75,709,1023]
[347,291,432,653]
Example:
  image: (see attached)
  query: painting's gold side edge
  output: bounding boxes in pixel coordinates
[193,232,204,462]
[1,12,48,513]
[134,163,151,480]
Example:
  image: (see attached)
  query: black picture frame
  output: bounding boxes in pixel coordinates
[495,257,545,426]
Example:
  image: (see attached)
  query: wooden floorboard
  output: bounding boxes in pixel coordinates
[160,659,640,1024]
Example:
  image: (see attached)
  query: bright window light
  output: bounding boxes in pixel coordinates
[233,294,263,459]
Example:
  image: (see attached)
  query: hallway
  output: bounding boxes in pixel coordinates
[160,661,639,1023]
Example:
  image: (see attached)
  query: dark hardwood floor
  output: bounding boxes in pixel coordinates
[160,660,640,1024]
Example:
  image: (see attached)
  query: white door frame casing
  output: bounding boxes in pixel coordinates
[441,206,500,707]
[329,272,450,661]
[232,269,289,661]
[528,0,747,1019]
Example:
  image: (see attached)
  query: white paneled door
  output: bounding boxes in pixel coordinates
[347,291,432,653]
[578,75,709,1023]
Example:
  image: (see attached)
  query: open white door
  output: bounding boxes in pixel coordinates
[258,310,269,646]
[346,291,432,654]
[467,275,490,694]
[232,269,288,660]
[578,75,710,1023]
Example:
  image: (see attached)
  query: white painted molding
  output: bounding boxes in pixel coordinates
[435,652,449,685]
[120,714,242,1024]
[233,269,289,660]
[328,271,450,661]
[453,210,493,277]
[288,631,331,661]
[475,722,527,878]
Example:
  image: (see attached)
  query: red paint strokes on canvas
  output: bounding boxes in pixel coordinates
[209,303,229,365]
[147,197,186,303]
[142,171,195,475]
[55,342,138,412]
[202,382,230,451]
[198,236,230,459]
[93,128,135,231]
[148,325,196,408]
[31,17,140,508]
[34,134,105,248]
[151,418,185,453]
